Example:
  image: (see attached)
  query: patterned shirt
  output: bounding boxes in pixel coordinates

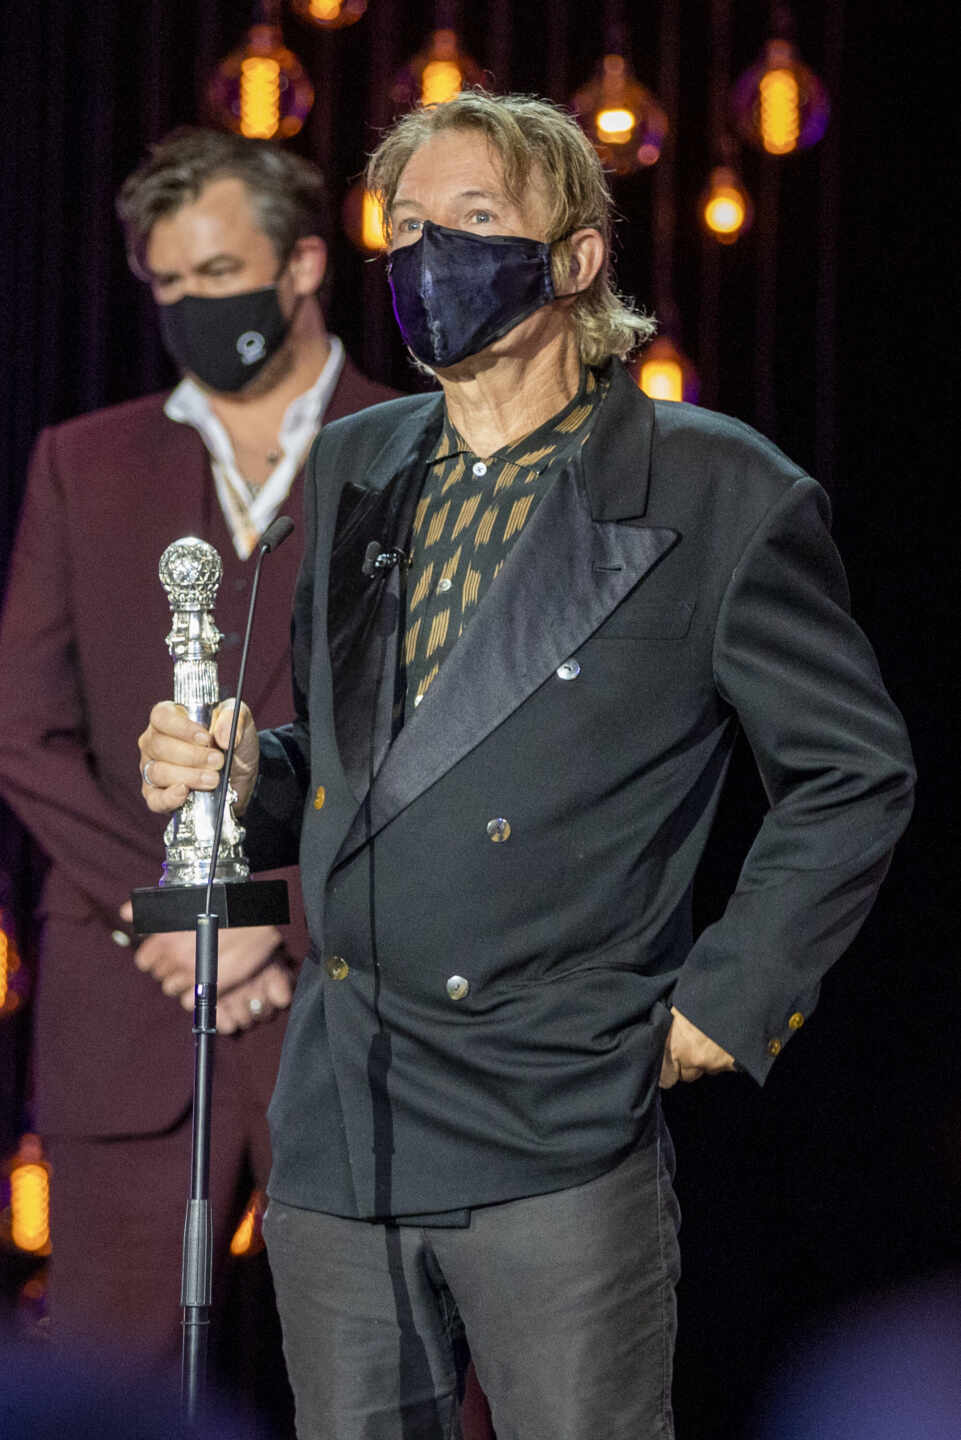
[402,367,606,719]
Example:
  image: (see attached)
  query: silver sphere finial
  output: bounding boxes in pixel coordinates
[159,537,223,613]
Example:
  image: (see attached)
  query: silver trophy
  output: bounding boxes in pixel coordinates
[157,537,249,887]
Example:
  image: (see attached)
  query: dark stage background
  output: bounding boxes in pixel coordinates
[0,2,956,1436]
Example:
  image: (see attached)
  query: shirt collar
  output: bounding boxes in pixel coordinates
[164,333,345,444]
[163,335,345,559]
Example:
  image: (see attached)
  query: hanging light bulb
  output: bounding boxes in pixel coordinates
[632,337,699,404]
[290,0,367,28]
[701,165,753,244]
[731,37,829,155]
[572,53,668,177]
[207,21,315,140]
[342,179,389,253]
[4,1134,52,1256]
[0,926,12,1012]
[0,913,27,1016]
[391,29,483,112]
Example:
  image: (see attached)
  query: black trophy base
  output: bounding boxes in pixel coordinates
[130,879,289,935]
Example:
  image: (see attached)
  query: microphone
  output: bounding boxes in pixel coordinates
[259,514,295,553]
[362,539,410,577]
[203,516,294,915]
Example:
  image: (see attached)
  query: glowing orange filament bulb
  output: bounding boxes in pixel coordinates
[760,68,800,154]
[240,56,281,139]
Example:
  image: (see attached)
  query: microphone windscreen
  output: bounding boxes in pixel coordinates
[260,515,295,553]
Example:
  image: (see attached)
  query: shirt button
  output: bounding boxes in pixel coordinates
[766,1037,782,1058]
[446,975,470,1000]
[325,955,349,981]
[436,577,453,593]
[111,929,132,948]
[472,461,488,477]
[486,817,511,842]
[556,659,581,680]
[788,1011,805,1031]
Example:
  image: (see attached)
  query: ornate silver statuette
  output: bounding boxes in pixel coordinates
[157,537,249,887]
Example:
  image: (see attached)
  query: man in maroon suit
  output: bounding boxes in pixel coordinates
[0,129,397,1399]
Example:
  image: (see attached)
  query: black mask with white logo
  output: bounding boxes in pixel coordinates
[157,284,291,393]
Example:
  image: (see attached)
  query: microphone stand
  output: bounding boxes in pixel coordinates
[176,516,294,1429]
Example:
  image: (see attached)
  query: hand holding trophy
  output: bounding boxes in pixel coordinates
[132,524,291,933]
[156,536,249,885]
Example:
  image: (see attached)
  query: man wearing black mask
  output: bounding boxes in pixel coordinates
[139,93,914,1440]
[0,130,397,1405]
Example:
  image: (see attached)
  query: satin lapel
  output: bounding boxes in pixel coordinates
[328,405,444,804]
[335,463,678,859]
[328,478,411,803]
[244,392,443,731]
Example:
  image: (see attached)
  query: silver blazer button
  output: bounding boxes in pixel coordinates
[486,817,511,842]
[446,975,470,1001]
[556,659,581,680]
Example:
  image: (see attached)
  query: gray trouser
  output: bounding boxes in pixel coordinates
[263,1122,680,1440]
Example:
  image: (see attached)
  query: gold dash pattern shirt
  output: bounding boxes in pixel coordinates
[402,368,606,719]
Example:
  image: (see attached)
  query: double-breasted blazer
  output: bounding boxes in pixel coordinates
[0,356,398,1137]
[243,360,915,1219]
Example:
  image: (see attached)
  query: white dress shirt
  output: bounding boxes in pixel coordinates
[164,335,345,559]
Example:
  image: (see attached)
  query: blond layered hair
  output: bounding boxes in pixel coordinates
[366,90,655,365]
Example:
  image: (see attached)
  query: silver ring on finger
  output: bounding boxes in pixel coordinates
[248,996,264,1018]
[142,761,156,787]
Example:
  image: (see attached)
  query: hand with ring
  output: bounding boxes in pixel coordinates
[216,960,294,1033]
[137,699,260,815]
[130,923,285,1004]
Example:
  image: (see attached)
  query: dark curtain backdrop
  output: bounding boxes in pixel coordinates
[0,2,955,1436]
[2,0,863,527]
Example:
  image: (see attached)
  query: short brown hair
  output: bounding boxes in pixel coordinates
[117,127,331,281]
[365,89,655,365]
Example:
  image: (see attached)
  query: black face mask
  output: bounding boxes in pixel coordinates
[387,221,557,369]
[157,284,292,393]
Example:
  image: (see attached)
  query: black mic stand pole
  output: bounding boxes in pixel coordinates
[177,516,295,1429]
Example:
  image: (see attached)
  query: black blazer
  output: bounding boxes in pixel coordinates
[247,361,914,1219]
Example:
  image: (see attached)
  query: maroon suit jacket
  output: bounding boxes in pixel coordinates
[0,354,398,1135]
